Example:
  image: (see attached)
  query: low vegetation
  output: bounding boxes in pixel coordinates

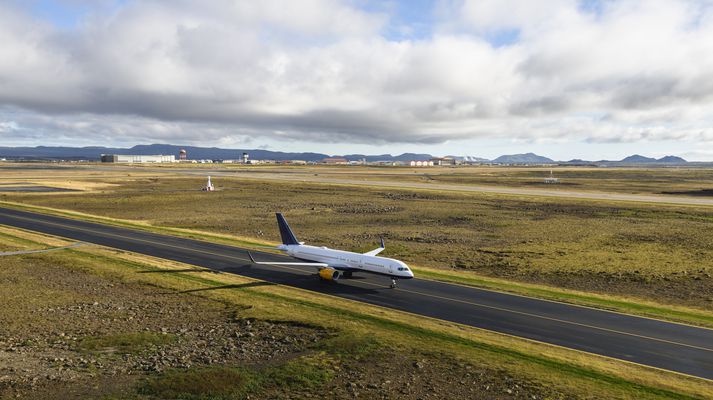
[264,165,713,196]
[1,227,710,399]
[4,168,713,314]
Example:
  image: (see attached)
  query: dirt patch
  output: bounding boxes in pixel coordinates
[0,251,571,399]
[291,346,565,400]
[0,254,327,399]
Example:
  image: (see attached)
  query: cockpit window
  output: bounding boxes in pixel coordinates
[397,267,409,271]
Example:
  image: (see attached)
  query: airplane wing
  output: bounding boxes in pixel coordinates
[363,237,386,256]
[247,252,329,267]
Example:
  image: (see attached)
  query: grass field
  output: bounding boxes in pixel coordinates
[3,166,712,314]
[5,163,713,196]
[246,165,713,196]
[1,226,710,399]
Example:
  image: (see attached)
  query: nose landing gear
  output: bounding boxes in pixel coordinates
[390,278,397,289]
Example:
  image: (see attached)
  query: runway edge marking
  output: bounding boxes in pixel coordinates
[5,203,713,335]
[413,271,713,333]
[2,210,713,352]
[1,219,712,384]
[2,210,713,377]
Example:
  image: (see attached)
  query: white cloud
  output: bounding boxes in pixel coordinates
[0,0,713,149]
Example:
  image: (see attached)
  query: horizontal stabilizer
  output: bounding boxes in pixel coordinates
[248,251,328,267]
[363,237,386,256]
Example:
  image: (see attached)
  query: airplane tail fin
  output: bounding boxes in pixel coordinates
[276,213,300,245]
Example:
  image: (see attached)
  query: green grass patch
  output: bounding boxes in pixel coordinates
[262,354,336,390]
[79,332,176,354]
[139,355,334,399]
[320,333,382,360]
[140,366,251,400]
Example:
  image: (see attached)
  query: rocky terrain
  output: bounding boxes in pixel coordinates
[0,250,567,399]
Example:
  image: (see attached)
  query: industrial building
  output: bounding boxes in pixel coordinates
[409,160,434,167]
[100,154,176,163]
[322,157,348,164]
[430,157,456,166]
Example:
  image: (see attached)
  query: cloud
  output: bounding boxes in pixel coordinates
[1,0,713,147]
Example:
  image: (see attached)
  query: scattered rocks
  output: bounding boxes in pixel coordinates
[0,264,328,399]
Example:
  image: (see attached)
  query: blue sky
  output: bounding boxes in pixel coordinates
[2,0,713,160]
[29,0,88,28]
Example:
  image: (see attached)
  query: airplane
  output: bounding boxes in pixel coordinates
[202,176,215,191]
[248,213,414,288]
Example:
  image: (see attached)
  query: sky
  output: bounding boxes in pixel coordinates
[2,0,713,160]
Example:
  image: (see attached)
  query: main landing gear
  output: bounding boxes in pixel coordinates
[390,278,397,289]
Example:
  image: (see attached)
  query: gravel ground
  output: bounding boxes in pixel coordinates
[0,252,568,399]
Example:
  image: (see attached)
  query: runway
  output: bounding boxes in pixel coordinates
[1,206,712,380]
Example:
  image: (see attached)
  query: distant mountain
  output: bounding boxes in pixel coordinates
[492,153,555,164]
[562,154,689,165]
[0,145,691,165]
[656,155,687,164]
[120,144,330,161]
[0,144,331,162]
[340,153,433,162]
[0,144,434,163]
[615,155,688,164]
[619,154,658,163]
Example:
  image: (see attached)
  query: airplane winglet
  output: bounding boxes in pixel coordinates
[380,236,385,248]
[247,251,256,263]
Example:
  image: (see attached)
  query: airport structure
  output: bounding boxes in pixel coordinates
[321,157,349,164]
[430,157,457,166]
[409,160,434,167]
[100,154,176,163]
[544,170,560,184]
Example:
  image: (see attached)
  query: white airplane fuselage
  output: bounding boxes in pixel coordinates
[251,213,414,287]
[279,244,414,280]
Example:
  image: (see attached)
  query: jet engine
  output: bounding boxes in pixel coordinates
[318,268,340,281]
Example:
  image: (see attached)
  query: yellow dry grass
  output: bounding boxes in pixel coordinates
[1,225,710,399]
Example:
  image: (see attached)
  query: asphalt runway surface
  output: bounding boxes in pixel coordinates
[1,206,712,380]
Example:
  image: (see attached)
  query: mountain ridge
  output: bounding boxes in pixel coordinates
[0,144,690,164]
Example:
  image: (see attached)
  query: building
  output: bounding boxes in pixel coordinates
[242,152,249,164]
[179,149,187,160]
[321,157,348,165]
[100,154,176,163]
[430,157,456,166]
[409,160,434,167]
